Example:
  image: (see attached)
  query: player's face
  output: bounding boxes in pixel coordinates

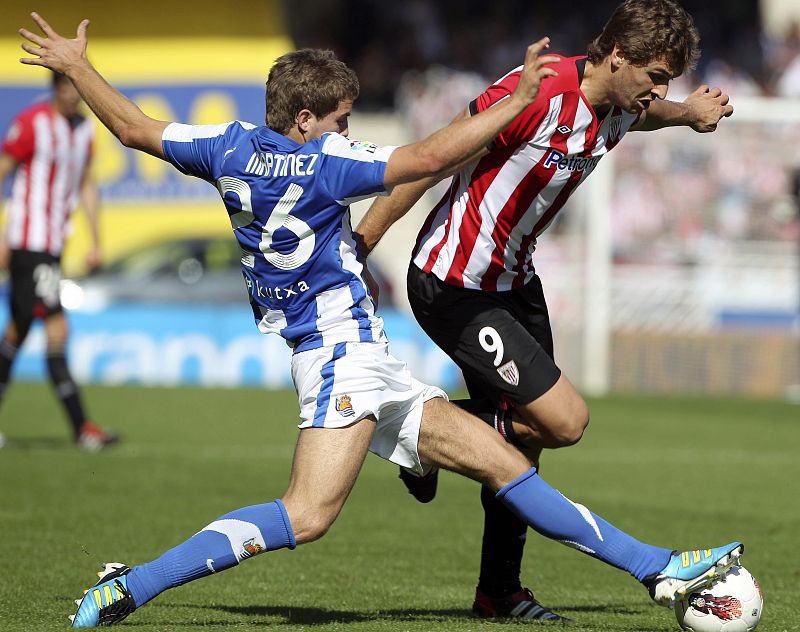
[613,57,674,114]
[306,100,353,139]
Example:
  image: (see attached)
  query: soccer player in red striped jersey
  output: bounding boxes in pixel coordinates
[358,0,732,620]
[0,72,117,450]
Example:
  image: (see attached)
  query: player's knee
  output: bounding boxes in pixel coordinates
[294,516,333,544]
[551,403,589,446]
[281,501,337,545]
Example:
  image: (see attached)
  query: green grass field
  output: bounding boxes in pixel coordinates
[0,383,797,631]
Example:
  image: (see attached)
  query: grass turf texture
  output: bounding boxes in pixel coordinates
[0,383,797,631]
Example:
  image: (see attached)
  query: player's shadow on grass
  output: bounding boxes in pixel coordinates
[200,604,472,625]
[1,437,74,450]
[201,602,642,624]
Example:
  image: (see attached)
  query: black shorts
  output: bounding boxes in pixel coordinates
[407,263,561,406]
[8,250,64,321]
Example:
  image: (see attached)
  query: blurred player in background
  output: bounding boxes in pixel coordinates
[18,12,742,628]
[0,71,117,450]
[358,0,733,620]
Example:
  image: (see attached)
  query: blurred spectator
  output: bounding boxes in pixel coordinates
[284,0,774,108]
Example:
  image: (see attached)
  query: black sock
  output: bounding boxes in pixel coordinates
[452,399,527,597]
[46,352,86,439]
[477,484,527,597]
[0,339,19,405]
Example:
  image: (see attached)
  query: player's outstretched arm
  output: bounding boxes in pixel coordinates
[19,13,169,159]
[632,85,733,133]
[383,37,558,189]
[356,109,481,256]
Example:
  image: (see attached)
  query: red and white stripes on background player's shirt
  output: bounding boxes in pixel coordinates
[412,56,637,291]
[3,103,93,256]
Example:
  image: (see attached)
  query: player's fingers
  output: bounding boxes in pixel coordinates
[20,42,43,56]
[722,104,734,117]
[31,12,58,38]
[536,55,562,67]
[538,68,559,79]
[693,84,709,95]
[76,19,89,40]
[19,57,47,66]
[526,37,551,59]
[718,94,730,106]
[18,27,46,47]
[707,86,722,98]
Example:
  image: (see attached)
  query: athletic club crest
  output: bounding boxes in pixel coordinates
[335,394,355,417]
[496,360,520,386]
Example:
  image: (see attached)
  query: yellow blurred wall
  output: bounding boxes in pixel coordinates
[1,1,294,275]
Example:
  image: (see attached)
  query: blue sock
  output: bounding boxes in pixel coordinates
[126,499,296,606]
[497,468,671,582]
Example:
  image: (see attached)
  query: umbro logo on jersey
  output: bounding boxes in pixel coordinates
[556,124,573,135]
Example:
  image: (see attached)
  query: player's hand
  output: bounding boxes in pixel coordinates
[683,85,733,133]
[0,243,10,272]
[19,13,90,75]
[511,37,560,108]
[85,245,102,273]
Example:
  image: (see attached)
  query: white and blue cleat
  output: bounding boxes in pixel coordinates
[646,541,744,606]
[70,563,136,627]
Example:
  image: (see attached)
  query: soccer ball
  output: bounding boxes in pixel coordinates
[675,565,763,631]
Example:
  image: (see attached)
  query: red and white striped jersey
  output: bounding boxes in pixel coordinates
[412,56,638,291]
[2,102,94,256]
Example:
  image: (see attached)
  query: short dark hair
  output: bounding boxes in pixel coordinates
[586,0,700,76]
[265,49,359,134]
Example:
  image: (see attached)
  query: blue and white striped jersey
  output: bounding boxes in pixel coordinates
[162,121,396,352]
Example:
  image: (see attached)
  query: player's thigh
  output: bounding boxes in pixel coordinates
[408,265,561,408]
[282,418,376,543]
[9,251,63,331]
[417,397,530,490]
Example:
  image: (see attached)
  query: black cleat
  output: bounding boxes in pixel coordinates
[472,587,569,621]
[398,466,439,503]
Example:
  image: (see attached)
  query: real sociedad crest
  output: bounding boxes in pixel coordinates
[496,360,520,386]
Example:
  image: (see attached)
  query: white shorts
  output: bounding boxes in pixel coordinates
[292,341,446,475]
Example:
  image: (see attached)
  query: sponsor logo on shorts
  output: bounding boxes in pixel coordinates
[335,394,355,417]
[496,360,519,386]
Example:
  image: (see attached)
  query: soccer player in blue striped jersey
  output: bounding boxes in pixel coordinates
[19,13,744,628]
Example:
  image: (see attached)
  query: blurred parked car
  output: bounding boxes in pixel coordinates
[59,235,395,311]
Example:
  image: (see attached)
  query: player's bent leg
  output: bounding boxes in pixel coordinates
[282,419,376,543]
[71,418,376,627]
[513,373,589,449]
[418,400,743,606]
[43,313,118,447]
[417,397,531,490]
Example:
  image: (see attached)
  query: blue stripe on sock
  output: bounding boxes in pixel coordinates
[312,342,347,427]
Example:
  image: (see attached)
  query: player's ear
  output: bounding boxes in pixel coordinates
[610,45,626,70]
[295,109,314,134]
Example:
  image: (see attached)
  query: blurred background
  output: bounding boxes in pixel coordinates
[0,0,798,398]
